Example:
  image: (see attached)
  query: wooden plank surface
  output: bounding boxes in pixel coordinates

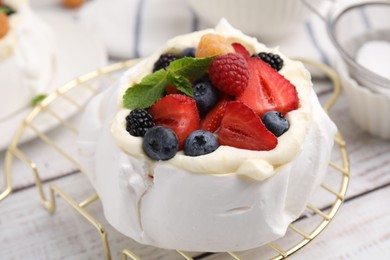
[0,173,200,260]
[208,185,390,260]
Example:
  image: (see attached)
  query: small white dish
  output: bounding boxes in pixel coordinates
[336,58,390,139]
[326,0,390,95]
[186,0,320,43]
[0,7,107,150]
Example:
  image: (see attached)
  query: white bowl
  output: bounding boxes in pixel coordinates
[186,0,317,42]
[326,0,390,94]
[336,59,390,139]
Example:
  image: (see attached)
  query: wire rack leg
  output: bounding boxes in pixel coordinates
[49,184,112,260]
[122,249,142,260]
[0,150,13,202]
[5,146,113,259]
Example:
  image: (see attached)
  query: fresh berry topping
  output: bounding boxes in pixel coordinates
[232,43,251,60]
[261,111,289,137]
[181,47,196,57]
[218,101,277,151]
[0,12,9,39]
[195,34,234,58]
[148,94,200,149]
[62,0,85,9]
[184,130,219,156]
[153,53,177,72]
[193,78,219,115]
[237,58,299,116]
[143,126,179,160]
[209,53,250,96]
[253,52,284,71]
[200,95,229,132]
[125,109,154,137]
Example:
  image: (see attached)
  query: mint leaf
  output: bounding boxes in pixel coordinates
[31,94,47,107]
[168,56,214,79]
[122,56,215,110]
[123,69,168,109]
[0,5,15,16]
[167,74,193,96]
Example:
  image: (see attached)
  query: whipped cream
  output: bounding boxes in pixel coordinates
[0,3,55,120]
[78,19,337,251]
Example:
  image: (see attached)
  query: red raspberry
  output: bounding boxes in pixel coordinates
[209,53,249,96]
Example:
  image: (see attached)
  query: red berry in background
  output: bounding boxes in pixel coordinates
[149,94,200,150]
[62,0,85,9]
[237,57,299,116]
[0,13,9,39]
[217,101,277,151]
[209,53,250,96]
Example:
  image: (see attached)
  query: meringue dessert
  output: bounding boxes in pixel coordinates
[78,19,337,252]
[0,0,55,120]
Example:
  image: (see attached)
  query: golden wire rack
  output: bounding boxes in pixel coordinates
[0,59,349,260]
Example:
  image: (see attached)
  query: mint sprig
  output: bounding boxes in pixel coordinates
[123,56,214,109]
[0,5,16,16]
[31,94,47,107]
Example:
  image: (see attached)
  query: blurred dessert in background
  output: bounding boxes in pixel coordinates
[0,0,55,120]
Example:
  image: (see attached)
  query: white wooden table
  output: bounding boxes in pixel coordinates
[1,66,390,260]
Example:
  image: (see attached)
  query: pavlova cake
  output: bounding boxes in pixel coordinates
[78,19,337,252]
[0,0,55,120]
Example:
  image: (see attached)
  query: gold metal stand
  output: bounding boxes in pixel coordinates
[0,59,349,260]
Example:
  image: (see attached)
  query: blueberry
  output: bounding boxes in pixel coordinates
[184,130,219,156]
[143,126,179,160]
[181,47,196,57]
[193,78,219,115]
[261,111,289,137]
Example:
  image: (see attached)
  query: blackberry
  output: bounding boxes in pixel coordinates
[253,52,284,71]
[126,109,154,137]
[153,53,177,72]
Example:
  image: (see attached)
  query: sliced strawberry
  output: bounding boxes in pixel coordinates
[200,95,230,132]
[237,57,299,116]
[232,42,251,60]
[217,101,277,151]
[149,94,200,149]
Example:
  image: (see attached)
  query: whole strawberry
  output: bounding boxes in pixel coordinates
[209,53,249,96]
